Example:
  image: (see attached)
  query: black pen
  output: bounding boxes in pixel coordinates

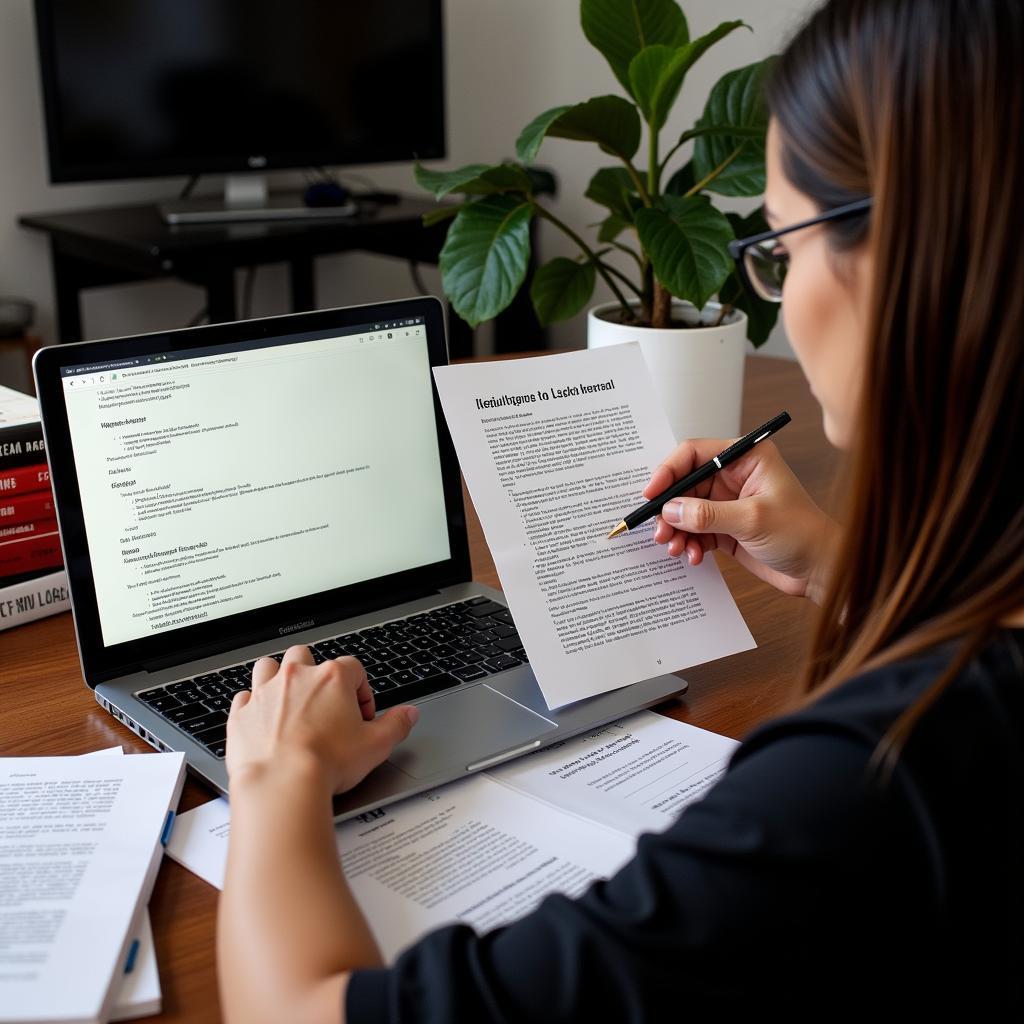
[607,411,792,539]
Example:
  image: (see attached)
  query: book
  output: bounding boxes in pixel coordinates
[0,517,58,541]
[0,529,62,578]
[0,489,56,525]
[0,568,70,631]
[0,383,46,469]
[167,711,740,962]
[0,463,51,496]
[0,751,186,1024]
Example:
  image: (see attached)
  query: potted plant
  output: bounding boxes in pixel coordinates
[416,0,780,441]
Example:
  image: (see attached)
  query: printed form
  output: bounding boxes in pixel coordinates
[166,711,739,962]
[433,344,754,708]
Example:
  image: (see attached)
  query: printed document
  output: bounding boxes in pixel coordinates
[0,751,185,1024]
[432,344,754,708]
[166,711,738,961]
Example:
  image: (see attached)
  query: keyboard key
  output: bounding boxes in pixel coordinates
[390,641,416,656]
[409,649,436,665]
[472,629,499,643]
[374,673,460,710]
[467,601,505,618]
[221,679,251,694]
[164,700,207,723]
[371,678,397,693]
[389,669,419,687]
[144,693,181,713]
[432,655,466,672]
[452,665,488,682]
[194,673,224,686]
[460,649,487,664]
[170,687,204,705]
[491,610,516,626]
[386,656,415,672]
[494,635,523,651]
[203,695,233,712]
[409,637,436,651]
[365,664,392,681]
[136,687,169,705]
[490,623,518,639]
[166,680,197,695]
[221,665,250,679]
[179,710,228,736]
[484,655,521,673]
[194,722,227,748]
[463,596,491,606]
[473,644,502,658]
[512,648,529,663]
[430,643,456,658]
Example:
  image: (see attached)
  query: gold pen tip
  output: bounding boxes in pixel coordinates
[607,521,628,540]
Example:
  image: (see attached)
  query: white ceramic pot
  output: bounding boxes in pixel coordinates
[587,299,748,442]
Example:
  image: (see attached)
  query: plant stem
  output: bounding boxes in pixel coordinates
[533,203,635,318]
[652,279,672,328]
[608,239,645,272]
[596,259,645,302]
[647,125,660,198]
[622,161,652,207]
[684,143,746,197]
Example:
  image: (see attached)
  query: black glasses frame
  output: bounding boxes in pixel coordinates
[727,196,873,302]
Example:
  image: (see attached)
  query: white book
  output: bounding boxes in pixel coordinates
[0,751,186,1024]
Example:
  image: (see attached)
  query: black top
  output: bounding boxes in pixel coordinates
[346,629,1024,1020]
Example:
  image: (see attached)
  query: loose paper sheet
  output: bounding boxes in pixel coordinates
[0,751,185,1024]
[432,344,755,708]
[166,713,738,962]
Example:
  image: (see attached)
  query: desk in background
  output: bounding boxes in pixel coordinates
[19,194,544,359]
[0,355,834,1023]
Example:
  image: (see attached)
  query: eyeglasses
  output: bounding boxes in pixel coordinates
[727,196,873,302]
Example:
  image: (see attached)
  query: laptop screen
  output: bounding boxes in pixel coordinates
[59,316,452,648]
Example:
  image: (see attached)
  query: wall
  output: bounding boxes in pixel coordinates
[0,0,817,392]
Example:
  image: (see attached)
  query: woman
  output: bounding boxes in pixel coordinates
[217,1,1023,1019]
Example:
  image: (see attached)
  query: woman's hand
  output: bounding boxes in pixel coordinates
[646,438,838,603]
[225,645,419,795]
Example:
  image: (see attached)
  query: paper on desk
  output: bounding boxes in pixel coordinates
[87,747,162,1021]
[166,714,739,961]
[432,344,755,708]
[487,709,740,837]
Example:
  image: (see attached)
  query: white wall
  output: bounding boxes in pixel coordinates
[0,0,816,392]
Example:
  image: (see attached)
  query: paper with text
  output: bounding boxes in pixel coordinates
[433,344,755,707]
[0,752,185,1024]
[166,714,738,962]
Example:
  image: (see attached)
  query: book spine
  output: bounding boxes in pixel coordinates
[0,462,50,496]
[0,529,63,578]
[0,419,45,469]
[0,516,58,540]
[0,489,55,525]
[0,568,69,631]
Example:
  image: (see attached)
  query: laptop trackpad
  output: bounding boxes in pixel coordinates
[386,684,556,779]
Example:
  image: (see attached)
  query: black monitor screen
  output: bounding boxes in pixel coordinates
[35,0,445,183]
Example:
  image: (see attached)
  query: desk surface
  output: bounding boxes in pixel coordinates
[1,354,835,1023]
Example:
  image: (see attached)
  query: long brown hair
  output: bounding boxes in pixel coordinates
[767,0,1024,781]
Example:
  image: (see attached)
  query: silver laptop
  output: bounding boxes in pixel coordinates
[33,296,686,820]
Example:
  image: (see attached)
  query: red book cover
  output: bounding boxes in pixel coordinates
[0,529,63,577]
[0,517,58,541]
[0,463,50,497]
[0,489,55,526]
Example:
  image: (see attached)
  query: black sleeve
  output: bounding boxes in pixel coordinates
[345,728,938,1022]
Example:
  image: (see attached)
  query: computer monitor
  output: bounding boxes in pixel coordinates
[33,0,446,193]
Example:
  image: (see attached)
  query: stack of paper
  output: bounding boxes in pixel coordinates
[0,748,185,1024]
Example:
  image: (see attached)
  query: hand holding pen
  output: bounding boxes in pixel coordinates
[611,413,840,605]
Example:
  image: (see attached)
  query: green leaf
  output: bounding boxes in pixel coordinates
[415,162,533,200]
[438,196,535,328]
[598,213,631,243]
[421,204,461,228]
[721,208,780,346]
[581,0,689,96]
[635,194,734,309]
[530,258,597,325]
[585,167,639,220]
[517,106,572,164]
[551,96,643,161]
[629,23,746,130]
[693,58,776,197]
[664,160,696,196]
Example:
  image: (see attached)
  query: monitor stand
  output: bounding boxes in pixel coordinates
[159,174,357,225]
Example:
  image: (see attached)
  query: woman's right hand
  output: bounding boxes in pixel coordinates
[645,438,838,604]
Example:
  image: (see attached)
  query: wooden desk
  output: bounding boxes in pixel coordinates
[0,355,835,1022]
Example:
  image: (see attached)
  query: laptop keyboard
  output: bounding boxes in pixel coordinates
[132,597,526,759]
